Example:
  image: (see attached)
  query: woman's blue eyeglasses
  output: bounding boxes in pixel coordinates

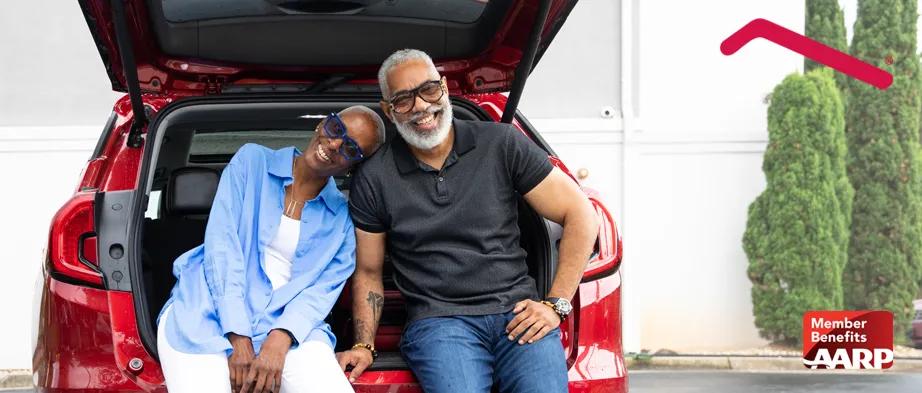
[320,113,364,161]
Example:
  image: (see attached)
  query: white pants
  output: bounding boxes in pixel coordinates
[158,305,354,393]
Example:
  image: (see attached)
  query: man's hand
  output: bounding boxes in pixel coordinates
[241,330,291,393]
[505,299,561,345]
[227,333,256,393]
[336,348,374,383]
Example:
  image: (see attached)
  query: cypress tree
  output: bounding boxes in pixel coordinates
[744,70,849,344]
[805,0,849,91]
[843,0,922,341]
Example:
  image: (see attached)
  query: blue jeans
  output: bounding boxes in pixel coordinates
[400,311,568,393]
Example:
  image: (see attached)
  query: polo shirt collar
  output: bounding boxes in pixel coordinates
[392,119,477,174]
[268,146,346,215]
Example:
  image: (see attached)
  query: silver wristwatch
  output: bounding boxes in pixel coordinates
[545,297,573,320]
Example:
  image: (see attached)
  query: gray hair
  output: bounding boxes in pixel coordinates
[339,105,386,147]
[378,49,440,99]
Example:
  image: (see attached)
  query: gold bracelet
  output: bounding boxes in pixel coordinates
[352,342,378,359]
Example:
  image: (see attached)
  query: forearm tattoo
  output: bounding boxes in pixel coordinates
[367,291,384,324]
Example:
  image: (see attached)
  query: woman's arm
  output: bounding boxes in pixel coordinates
[203,148,254,339]
[202,146,260,393]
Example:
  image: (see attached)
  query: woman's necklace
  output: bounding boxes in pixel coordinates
[284,157,306,219]
[283,190,305,218]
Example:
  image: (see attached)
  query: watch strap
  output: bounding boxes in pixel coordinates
[544,297,570,320]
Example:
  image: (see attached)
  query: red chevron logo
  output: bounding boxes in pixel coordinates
[721,18,893,90]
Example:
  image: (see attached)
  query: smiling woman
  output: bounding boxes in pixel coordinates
[150,106,384,393]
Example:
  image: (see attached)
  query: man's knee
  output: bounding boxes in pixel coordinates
[494,328,568,392]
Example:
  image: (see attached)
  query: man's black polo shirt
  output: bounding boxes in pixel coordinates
[349,119,554,323]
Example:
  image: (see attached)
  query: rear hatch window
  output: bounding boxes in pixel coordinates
[189,129,314,163]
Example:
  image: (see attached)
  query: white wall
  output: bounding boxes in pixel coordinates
[633,0,806,352]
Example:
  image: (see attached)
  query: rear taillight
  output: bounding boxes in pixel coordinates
[581,198,622,282]
[48,193,103,286]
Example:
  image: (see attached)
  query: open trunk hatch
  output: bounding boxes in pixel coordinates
[79,0,577,95]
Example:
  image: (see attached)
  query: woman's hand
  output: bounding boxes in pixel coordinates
[241,329,292,393]
[227,333,256,393]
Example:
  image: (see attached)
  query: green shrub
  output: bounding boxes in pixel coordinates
[805,0,848,92]
[843,0,922,341]
[744,70,850,344]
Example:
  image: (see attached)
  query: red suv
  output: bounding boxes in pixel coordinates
[33,1,625,391]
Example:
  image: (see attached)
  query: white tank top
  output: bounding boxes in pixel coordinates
[264,215,300,290]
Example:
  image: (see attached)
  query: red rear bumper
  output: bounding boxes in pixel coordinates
[35,275,628,392]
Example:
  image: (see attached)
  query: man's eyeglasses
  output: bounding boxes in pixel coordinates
[386,79,446,114]
[319,113,364,161]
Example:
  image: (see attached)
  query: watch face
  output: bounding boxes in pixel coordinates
[555,299,573,315]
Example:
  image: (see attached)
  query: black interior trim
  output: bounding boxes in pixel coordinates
[77,232,103,276]
[146,0,513,67]
[355,352,407,371]
[580,263,621,283]
[512,110,555,156]
[48,271,106,290]
[91,112,117,160]
[97,190,138,292]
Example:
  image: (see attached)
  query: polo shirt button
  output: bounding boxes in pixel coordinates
[438,177,444,182]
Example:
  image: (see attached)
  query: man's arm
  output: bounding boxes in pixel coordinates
[336,228,387,382]
[352,228,386,344]
[523,167,599,301]
[506,167,598,345]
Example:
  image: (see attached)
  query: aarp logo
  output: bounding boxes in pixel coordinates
[802,310,894,370]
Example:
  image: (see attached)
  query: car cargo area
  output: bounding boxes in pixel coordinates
[135,97,557,370]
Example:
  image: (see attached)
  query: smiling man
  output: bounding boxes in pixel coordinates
[335,49,599,392]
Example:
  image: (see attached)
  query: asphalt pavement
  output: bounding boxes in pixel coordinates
[630,370,922,393]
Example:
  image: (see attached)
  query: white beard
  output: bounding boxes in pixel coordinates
[395,102,453,150]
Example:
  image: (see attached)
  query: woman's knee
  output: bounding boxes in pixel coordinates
[281,341,353,392]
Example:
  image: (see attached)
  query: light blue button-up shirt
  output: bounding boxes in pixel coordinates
[158,143,355,355]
